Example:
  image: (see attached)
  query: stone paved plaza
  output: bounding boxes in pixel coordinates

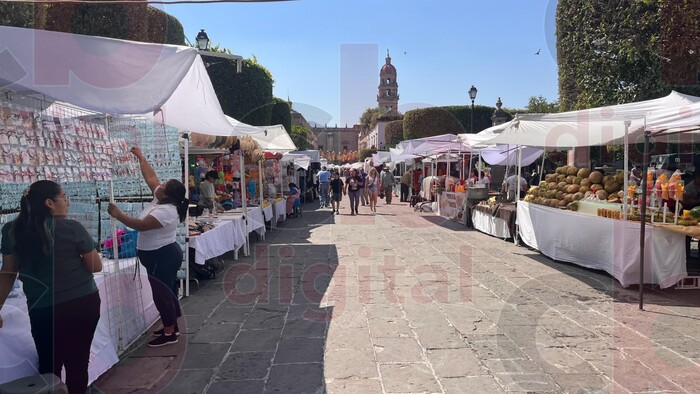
[92,198,700,393]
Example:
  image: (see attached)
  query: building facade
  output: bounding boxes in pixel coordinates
[312,125,362,153]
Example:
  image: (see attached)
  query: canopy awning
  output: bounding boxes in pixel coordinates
[0,25,237,136]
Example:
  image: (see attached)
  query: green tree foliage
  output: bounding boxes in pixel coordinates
[290,124,308,150]
[384,120,404,148]
[270,98,292,132]
[360,148,377,161]
[659,0,700,86]
[206,56,275,126]
[1,3,184,45]
[360,107,381,131]
[557,0,662,111]
[526,96,560,113]
[441,105,509,133]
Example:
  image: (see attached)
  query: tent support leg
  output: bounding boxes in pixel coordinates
[639,132,650,311]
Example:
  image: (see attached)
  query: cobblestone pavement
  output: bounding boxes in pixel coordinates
[92,197,700,393]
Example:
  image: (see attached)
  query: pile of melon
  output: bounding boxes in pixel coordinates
[524,166,624,209]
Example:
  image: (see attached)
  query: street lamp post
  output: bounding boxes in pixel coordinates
[195,29,243,73]
[468,85,478,133]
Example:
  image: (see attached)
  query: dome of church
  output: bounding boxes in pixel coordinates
[381,63,396,74]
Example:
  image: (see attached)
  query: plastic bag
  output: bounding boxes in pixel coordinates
[102,228,138,259]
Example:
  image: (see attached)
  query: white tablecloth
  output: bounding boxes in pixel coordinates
[227,207,265,237]
[273,200,286,224]
[0,258,158,385]
[517,202,687,288]
[262,204,273,222]
[189,218,246,265]
[472,209,511,239]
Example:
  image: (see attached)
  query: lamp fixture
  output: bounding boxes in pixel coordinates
[196,29,210,51]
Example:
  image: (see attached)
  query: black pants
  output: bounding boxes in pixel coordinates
[29,291,100,394]
[400,184,409,201]
[138,243,183,327]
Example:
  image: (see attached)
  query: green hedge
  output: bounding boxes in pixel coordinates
[207,58,274,126]
[270,98,292,133]
[384,120,403,148]
[557,0,661,111]
[441,105,512,133]
[360,148,377,161]
[1,3,185,45]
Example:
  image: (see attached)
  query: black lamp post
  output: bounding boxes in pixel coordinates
[196,29,210,51]
[468,85,478,133]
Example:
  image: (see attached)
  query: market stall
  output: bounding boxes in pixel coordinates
[470,202,516,239]
[188,216,246,264]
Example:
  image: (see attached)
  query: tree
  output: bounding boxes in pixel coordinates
[206,55,275,126]
[360,107,381,131]
[557,0,662,110]
[526,96,560,113]
[270,98,292,132]
[360,148,377,161]
[402,107,465,140]
[290,124,308,150]
[384,120,404,148]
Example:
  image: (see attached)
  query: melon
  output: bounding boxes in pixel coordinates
[566,175,576,184]
[577,168,591,178]
[604,181,620,194]
[556,167,565,174]
[557,175,567,183]
[564,194,573,203]
[591,184,604,192]
[558,182,568,191]
[573,176,583,185]
[539,181,548,188]
[528,186,539,195]
[558,200,568,208]
[588,171,603,184]
[578,185,589,193]
[580,178,591,187]
[690,206,700,220]
[567,185,580,193]
[556,191,564,200]
[602,175,614,185]
[566,166,578,176]
[545,174,556,182]
[573,192,584,201]
[595,190,609,200]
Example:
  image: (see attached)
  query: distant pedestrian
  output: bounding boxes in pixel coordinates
[366,168,380,214]
[345,169,363,215]
[360,169,369,206]
[330,171,344,214]
[318,166,331,208]
[381,166,395,204]
[400,170,411,202]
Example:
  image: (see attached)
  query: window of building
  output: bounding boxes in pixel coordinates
[386,89,391,97]
[343,145,348,151]
[386,78,391,84]
[318,145,323,151]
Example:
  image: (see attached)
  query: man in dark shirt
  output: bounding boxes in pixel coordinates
[329,171,344,214]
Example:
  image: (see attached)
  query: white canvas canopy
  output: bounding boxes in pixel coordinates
[397,134,471,156]
[0,25,236,136]
[222,117,296,153]
[645,101,700,139]
[289,150,321,163]
[476,91,700,148]
[281,153,311,170]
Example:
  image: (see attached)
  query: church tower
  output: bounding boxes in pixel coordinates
[377,50,399,115]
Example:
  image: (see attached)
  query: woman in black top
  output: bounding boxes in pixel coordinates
[0,180,103,394]
[345,169,363,215]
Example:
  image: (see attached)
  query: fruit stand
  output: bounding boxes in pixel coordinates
[517,165,693,288]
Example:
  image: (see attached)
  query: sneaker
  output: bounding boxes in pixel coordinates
[152,325,180,337]
[335,211,339,215]
[148,333,178,347]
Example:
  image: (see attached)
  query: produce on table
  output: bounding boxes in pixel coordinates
[525,166,624,210]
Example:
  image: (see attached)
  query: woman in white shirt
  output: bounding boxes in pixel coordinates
[107,147,189,347]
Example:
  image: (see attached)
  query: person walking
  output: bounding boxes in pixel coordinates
[366,167,380,214]
[345,169,363,215]
[381,166,396,204]
[329,171,344,214]
[503,173,529,202]
[107,146,189,348]
[359,169,369,207]
[400,169,411,202]
[317,166,331,208]
[0,180,103,394]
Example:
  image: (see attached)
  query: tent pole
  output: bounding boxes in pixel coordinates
[623,121,630,220]
[241,151,249,256]
[515,146,522,245]
[639,131,650,310]
[258,159,264,208]
[478,152,483,182]
[183,133,190,297]
[539,151,546,183]
[447,148,451,189]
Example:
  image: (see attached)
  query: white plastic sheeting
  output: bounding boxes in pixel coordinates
[0,26,236,136]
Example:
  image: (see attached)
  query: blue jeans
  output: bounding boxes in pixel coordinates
[319,183,329,206]
[348,190,360,213]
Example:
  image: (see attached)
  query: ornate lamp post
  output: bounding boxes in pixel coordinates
[468,85,478,133]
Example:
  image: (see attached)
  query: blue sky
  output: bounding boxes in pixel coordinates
[164,0,559,126]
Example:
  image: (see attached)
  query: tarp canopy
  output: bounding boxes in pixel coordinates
[397,134,471,156]
[373,150,420,165]
[280,153,311,171]
[289,150,321,163]
[645,101,700,140]
[478,146,544,167]
[476,91,700,148]
[0,25,236,136]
